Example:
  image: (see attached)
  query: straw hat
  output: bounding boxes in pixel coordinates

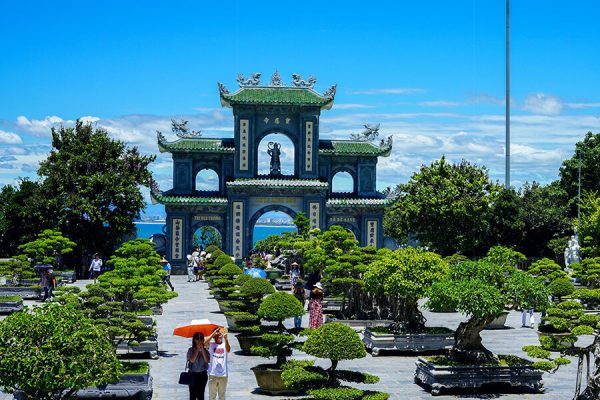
[160,257,168,264]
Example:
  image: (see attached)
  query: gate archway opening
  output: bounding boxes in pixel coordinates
[251,209,298,248]
[331,171,354,193]
[257,133,295,176]
[192,225,223,250]
[195,168,219,192]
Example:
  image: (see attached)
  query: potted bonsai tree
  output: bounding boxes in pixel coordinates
[250,292,304,394]
[362,247,452,355]
[282,322,389,399]
[224,277,273,331]
[416,259,550,395]
[528,258,568,283]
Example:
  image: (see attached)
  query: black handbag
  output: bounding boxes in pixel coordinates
[178,361,193,385]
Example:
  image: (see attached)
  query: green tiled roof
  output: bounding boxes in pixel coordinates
[221,87,333,109]
[151,192,228,206]
[326,198,390,208]
[158,138,235,153]
[319,140,392,157]
[227,179,328,189]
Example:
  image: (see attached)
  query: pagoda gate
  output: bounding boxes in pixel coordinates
[151,72,392,269]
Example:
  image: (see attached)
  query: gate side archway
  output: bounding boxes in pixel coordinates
[190,220,226,252]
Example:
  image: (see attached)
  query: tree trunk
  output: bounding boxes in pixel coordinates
[391,299,426,333]
[448,317,497,364]
[578,338,600,400]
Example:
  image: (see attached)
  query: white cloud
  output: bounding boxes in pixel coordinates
[17,115,67,135]
[0,130,23,144]
[522,93,563,115]
[566,102,600,109]
[348,88,425,95]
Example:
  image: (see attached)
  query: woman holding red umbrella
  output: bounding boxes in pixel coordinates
[187,332,210,400]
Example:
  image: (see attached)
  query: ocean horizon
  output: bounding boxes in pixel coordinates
[135,222,296,246]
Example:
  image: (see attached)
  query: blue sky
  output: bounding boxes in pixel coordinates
[1,1,599,216]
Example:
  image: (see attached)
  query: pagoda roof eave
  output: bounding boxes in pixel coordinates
[150,192,229,206]
[157,137,235,154]
[326,197,391,209]
[318,139,392,157]
[219,86,334,110]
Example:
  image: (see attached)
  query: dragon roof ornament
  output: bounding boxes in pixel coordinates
[217,82,230,95]
[291,73,316,88]
[237,72,261,87]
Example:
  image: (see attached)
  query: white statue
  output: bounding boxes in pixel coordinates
[564,234,582,272]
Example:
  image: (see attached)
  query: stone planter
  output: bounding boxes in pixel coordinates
[116,340,159,359]
[0,286,42,300]
[225,315,241,331]
[0,297,23,314]
[322,297,344,316]
[485,311,510,330]
[236,334,261,355]
[14,371,153,400]
[251,364,299,395]
[363,328,454,356]
[274,280,292,291]
[57,271,76,283]
[324,317,394,332]
[414,356,544,396]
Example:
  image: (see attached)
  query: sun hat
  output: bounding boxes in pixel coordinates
[291,262,299,266]
[192,251,199,257]
[160,257,168,264]
[201,251,207,256]
[315,282,323,290]
[187,254,193,261]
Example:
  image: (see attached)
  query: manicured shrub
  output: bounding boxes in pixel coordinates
[213,254,233,269]
[240,277,275,300]
[205,245,219,253]
[547,278,575,299]
[258,292,304,322]
[303,322,366,365]
[528,258,568,282]
[218,263,242,277]
[235,273,251,285]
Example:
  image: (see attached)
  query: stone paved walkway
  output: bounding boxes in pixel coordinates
[0,276,582,399]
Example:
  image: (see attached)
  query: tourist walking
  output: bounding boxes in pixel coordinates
[187,254,195,282]
[89,253,102,283]
[204,327,230,400]
[290,262,300,286]
[160,256,175,291]
[309,282,324,329]
[187,332,210,400]
[522,308,535,328]
[41,269,56,302]
[293,282,306,328]
[304,270,321,298]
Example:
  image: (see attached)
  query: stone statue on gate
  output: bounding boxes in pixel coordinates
[564,234,582,272]
[267,142,282,176]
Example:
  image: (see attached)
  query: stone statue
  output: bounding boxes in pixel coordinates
[350,123,380,142]
[237,73,261,87]
[267,142,282,176]
[291,73,316,88]
[564,234,582,270]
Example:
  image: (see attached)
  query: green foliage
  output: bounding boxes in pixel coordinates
[443,254,468,266]
[218,263,242,277]
[309,387,363,400]
[258,292,304,321]
[519,181,571,257]
[121,361,149,374]
[576,192,600,257]
[0,304,122,399]
[547,278,575,299]
[0,258,37,280]
[205,244,220,253]
[213,254,233,270]
[532,360,556,371]
[17,229,76,266]
[505,270,550,310]
[192,226,222,250]
[234,273,251,285]
[528,258,568,281]
[364,247,448,330]
[0,179,56,258]
[522,345,551,359]
[303,322,366,363]
[240,277,275,300]
[572,257,600,288]
[384,157,501,256]
[483,246,526,269]
[559,132,600,216]
[38,121,155,261]
[293,212,310,237]
[572,325,595,336]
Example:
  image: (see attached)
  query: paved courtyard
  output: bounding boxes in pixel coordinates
[0,275,581,399]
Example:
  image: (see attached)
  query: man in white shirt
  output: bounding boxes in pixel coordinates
[204,327,231,400]
[89,253,102,283]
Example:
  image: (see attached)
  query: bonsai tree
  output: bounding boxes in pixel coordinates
[572,257,600,288]
[528,258,568,282]
[547,277,575,301]
[522,300,600,400]
[251,292,304,367]
[0,304,122,400]
[426,259,549,364]
[218,263,243,278]
[282,322,388,399]
[240,277,275,309]
[17,229,76,267]
[363,247,448,332]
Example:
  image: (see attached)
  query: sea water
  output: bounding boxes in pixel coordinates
[135,222,296,246]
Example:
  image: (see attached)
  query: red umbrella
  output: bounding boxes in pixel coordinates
[173,319,223,338]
